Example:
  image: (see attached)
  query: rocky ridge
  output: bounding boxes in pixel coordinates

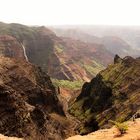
[69,55,140,134]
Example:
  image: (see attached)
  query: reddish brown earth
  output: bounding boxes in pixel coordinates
[57,87,81,113]
[0,35,25,60]
[49,37,113,81]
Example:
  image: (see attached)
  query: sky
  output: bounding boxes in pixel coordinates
[0,0,140,26]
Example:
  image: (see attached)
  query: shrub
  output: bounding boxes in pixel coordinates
[109,120,128,134]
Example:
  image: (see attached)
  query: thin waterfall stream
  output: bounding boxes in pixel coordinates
[21,44,28,61]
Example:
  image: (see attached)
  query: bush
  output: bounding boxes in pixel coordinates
[109,120,128,134]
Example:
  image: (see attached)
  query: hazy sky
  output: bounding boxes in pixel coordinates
[0,0,140,26]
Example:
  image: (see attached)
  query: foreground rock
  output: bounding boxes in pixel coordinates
[66,119,140,140]
[0,57,74,140]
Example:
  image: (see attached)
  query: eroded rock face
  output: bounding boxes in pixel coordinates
[0,57,70,140]
[0,22,113,81]
[0,35,25,60]
[69,56,140,134]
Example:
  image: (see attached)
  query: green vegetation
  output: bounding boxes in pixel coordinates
[54,45,64,54]
[82,60,104,76]
[79,127,93,135]
[84,64,98,75]
[109,120,128,134]
[69,56,140,135]
[0,22,38,41]
[52,79,84,90]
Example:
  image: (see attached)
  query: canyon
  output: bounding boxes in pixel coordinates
[0,22,113,82]
[0,22,139,140]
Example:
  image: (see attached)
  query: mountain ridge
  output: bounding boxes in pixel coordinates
[69,55,140,134]
[52,27,140,57]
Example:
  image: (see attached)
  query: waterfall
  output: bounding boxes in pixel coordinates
[21,44,28,62]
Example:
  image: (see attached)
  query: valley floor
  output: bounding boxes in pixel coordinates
[66,119,140,140]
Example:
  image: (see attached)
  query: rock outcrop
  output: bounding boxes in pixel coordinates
[69,55,140,134]
[0,56,73,140]
[0,35,25,60]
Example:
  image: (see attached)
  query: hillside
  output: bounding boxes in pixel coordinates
[0,35,25,59]
[0,22,113,82]
[69,55,140,134]
[0,30,84,139]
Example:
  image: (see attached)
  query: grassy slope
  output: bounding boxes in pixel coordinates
[52,79,84,90]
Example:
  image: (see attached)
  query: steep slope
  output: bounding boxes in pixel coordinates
[69,55,140,134]
[0,56,78,140]
[52,37,112,81]
[0,35,25,59]
[0,22,113,82]
[0,32,81,139]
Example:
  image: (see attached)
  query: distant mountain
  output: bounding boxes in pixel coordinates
[52,28,101,44]
[76,25,140,50]
[69,55,140,134]
[52,26,140,57]
[101,36,132,57]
